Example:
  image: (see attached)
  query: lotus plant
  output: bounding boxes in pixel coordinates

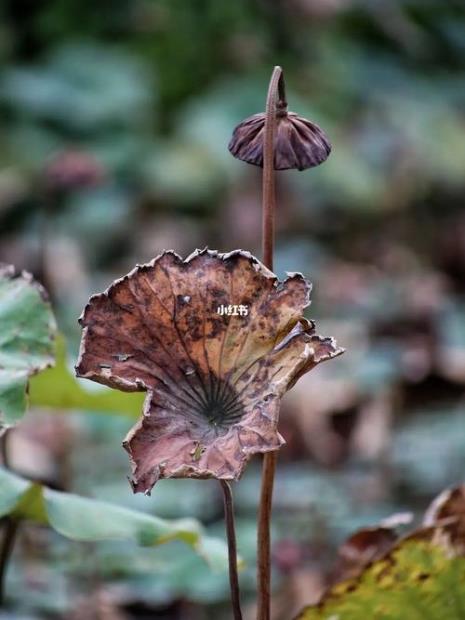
[76,66,343,620]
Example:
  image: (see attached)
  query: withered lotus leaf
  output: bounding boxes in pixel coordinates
[76,249,342,494]
[228,109,331,171]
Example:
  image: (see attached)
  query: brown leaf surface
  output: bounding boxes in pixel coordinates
[329,526,400,585]
[76,249,342,493]
[423,485,465,552]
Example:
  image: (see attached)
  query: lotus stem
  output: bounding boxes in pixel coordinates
[261,66,284,271]
[257,65,283,620]
[0,517,18,607]
[257,450,277,620]
[0,429,10,469]
[220,480,243,620]
[0,430,18,607]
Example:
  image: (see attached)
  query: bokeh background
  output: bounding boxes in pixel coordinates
[2,0,465,618]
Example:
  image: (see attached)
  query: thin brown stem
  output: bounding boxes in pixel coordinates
[0,429,18,608]
[257,451,278,620]
[0,517,18,607]
[257,65,285,620]
[220,480,243,620]
[1,429,10,469]
[261,66,283,271]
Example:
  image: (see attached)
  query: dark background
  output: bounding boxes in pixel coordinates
[1,1,465,618]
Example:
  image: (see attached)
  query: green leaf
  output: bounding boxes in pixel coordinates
[0,464,30,517]
[297,539,465,620]
[196,535,244,572]
[13,484,48,523]
[296,485,465,620]
[43,488,201,547]
[0,267,56,427]
[0,467,227,567]
[29,335,143,417]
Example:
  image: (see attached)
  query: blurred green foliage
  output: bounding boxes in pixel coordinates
[2,0,465,222]
[0,466,229,565]
[29,335,144,417]
[0,268,56,427]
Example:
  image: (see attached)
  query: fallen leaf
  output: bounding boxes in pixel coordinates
[296,485,465,619]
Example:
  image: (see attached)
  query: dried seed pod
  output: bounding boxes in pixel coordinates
[228,104,331,171]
